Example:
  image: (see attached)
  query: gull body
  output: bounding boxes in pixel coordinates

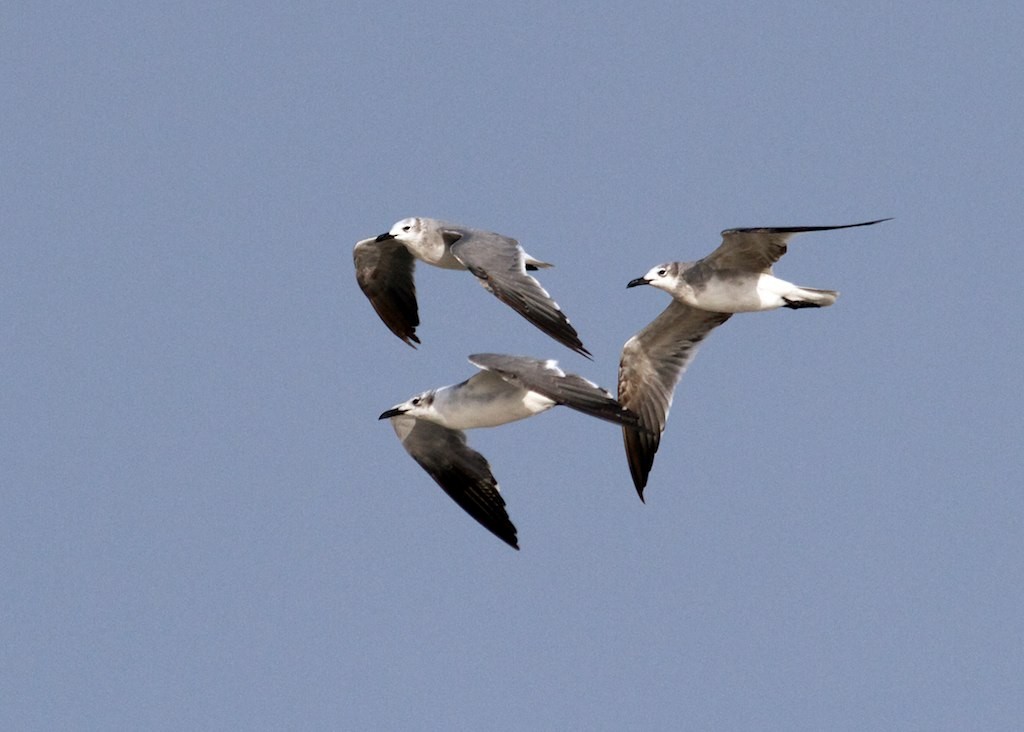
[620,218,890,498]
[354,217,590,357]
[379,354,641,549]
[635,262,839,312]
[390,371,557,430]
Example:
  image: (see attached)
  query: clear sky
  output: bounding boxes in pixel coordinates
[4,3,1023,730]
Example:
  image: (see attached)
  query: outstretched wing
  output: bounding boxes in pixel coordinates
[451,231,591,358]
[354,237,420,346]
[390,415,518,549]
[618,301,731,500]
[704,219,891,273]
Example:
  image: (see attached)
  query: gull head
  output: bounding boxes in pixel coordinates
[378,389,438,421]
[375,216,434,244]
[627,262,683,292]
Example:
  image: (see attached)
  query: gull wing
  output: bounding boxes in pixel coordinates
[390,415,519,550]
[450,231,591,358]
[703,219,891,273]
[618,301,731,499]
[467,353,640,429]
[353,236,420,346]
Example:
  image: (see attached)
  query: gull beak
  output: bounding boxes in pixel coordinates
[378,406,407,420]
[626,277,650,288]
[375,231,396,242]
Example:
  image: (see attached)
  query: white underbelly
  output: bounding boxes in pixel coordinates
[442,387,556,430]
[689,276,767,312]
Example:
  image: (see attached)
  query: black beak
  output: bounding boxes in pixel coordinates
[378,407,407,420]
[375,231,396,242]
[626,277,650,288]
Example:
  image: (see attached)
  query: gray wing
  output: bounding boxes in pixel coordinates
[703,219,891,273]
[390,415,519,550]
[450,231,591,358]
[468,353,641,429]
[353,237,420,347]
[618,301,732,500]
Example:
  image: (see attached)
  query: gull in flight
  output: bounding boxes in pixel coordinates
[379,354,642,549]
[618,218,890,499]
[355,217,591,357]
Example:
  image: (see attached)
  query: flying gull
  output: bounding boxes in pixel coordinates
[618,218,890,499]
[355,217,591,357]
[379,353,642,549]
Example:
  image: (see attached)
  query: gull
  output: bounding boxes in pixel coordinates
[354,217,591,357]
[618,218,890,499]
[378,353,642,549]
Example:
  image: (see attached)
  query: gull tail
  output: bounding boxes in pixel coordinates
[524,254,553,271]
[782,286,838,309]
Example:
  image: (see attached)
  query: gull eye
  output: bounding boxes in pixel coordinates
[402,225,411,232]
[657,268,667,277]
[410,397,421,406]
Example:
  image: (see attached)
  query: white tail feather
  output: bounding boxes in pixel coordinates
[787,286,838,307]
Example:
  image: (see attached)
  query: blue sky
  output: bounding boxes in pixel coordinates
[3,3,1022,729]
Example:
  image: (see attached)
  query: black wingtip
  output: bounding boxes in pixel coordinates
[561,339,592,360]
[629,461,650,502]
[495,529,520,550]
[839,217,892,229]
[628,455,648,502]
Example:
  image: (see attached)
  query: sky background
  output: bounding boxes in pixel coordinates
[3,2,1023,730]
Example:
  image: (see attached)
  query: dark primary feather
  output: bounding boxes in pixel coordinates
[396,417,519,550]
[353,237,420,346]
[618,301,731,499]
